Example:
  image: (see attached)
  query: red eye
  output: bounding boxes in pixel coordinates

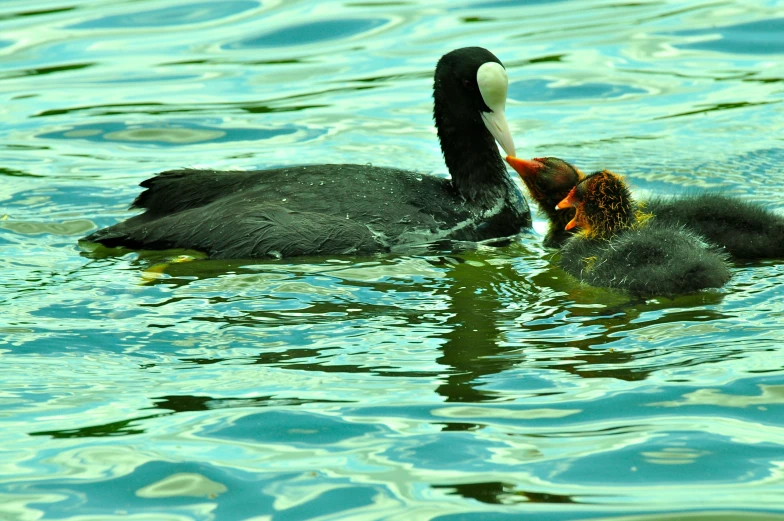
[463,79,473,89]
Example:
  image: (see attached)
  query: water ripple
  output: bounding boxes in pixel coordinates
[225,18,390,49]
[67,1,260,30]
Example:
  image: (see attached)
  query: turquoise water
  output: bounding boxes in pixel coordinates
[2,0,784,519]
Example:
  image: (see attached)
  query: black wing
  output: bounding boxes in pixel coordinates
[86,199,386,259]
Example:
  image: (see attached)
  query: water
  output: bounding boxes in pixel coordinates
[2,0,784,519]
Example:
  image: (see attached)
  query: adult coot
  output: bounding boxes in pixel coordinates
[83,47,532,259]
[506,155,784,259]
[555,170,731,297]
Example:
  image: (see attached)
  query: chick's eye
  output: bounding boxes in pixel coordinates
[463,79,474,89]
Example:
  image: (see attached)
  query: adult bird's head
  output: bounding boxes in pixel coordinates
[433,47,517,204]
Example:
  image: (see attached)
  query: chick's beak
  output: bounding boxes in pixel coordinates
[505,156,544,179]
[555,188,578,210]
[556,188,580,231]
[564,212,579,231]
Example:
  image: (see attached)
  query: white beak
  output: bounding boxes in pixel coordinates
[481,109,515,158]
[477,61,515,157]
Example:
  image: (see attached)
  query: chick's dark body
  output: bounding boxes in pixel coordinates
[645,193,784,260]
[560,222,731,297]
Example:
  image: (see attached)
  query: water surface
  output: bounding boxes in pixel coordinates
[2,0,784,520]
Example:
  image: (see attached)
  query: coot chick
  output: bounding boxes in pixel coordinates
[505,156,584,248]
[555,170,731,297]
[83,47,531,259]
[644,194,784,260]
[506,155,784,259]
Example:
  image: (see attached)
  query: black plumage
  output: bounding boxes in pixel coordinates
[645,193,784,260]
[560,223,732,297]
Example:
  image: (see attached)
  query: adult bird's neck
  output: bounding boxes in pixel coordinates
[435,108,511,209]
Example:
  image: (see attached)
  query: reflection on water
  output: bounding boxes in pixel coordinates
[671,17,784,54]
[38,121,315,146]
[67,1,259,30]
[509,78,648,102]
[2,0,784,520]
[225,18,391,49]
